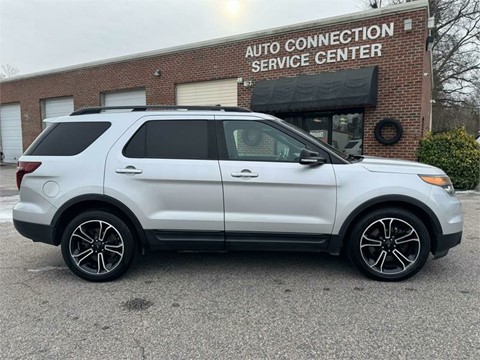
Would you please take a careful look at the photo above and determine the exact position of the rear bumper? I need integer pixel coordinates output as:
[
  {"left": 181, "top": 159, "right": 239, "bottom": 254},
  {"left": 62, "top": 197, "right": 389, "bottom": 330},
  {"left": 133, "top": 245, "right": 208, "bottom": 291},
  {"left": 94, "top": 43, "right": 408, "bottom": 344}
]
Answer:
[
  {"left": 432, "top": 231, "right": 462, "bottom": 259},
  {"left": 13, "top": 219, "right": 55, "bottom": 246}
]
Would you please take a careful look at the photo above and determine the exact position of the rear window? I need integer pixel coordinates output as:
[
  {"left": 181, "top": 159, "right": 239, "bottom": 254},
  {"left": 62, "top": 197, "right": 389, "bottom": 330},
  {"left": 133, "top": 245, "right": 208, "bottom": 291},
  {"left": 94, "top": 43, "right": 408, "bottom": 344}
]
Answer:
[{"left": 25, "top": 122, "right": 111, "bottom": 156}]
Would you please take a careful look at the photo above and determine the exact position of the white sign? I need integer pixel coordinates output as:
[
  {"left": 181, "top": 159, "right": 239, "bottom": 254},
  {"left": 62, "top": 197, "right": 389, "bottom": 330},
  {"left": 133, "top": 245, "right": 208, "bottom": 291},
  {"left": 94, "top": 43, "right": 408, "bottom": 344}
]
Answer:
[{"left": 245, "top": 22, "right": 394, "bottom": 72}]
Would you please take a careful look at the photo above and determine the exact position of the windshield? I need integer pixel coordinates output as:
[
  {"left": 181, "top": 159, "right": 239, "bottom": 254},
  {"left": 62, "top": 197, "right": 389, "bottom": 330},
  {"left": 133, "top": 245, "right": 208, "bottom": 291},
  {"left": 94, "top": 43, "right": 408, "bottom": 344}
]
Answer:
[{"left": 273, "top": 116, "right": 352, "bottom": 161}]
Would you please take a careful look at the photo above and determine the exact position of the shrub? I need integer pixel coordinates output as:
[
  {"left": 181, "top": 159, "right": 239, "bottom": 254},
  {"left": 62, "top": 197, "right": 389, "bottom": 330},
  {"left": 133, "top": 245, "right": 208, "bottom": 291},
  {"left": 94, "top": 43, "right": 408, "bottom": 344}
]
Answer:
[{"left": 417, "top": 127, "right": 480, "bottom": 190}]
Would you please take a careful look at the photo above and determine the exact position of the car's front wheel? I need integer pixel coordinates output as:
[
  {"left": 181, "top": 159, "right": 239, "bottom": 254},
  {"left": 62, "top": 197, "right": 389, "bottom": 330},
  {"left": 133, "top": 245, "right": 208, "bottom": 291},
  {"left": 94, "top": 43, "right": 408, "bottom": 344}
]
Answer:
[
  {"left": 61, "top": 210, "right": 135, "bottom": 282},
  {"left": 347, "top": 208, "right": 430, "bottom": 281}
]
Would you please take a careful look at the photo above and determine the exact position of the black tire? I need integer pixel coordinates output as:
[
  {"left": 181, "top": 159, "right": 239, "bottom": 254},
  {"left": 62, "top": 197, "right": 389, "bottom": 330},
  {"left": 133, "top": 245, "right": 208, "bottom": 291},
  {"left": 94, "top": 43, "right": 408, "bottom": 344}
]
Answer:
[
  {"left": 61, "top": 210, "right": 136, "bottom": 282},
  {"left": 374, "top": 118, "right": 403, "bottom": 145},
  {"left": 347, "top": 208, "right": 430, "bottom": 281}
]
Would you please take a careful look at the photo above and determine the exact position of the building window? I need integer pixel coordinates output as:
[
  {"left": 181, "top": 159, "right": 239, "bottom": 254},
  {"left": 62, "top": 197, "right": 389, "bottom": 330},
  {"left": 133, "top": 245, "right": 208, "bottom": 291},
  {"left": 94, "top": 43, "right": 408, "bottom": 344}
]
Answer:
[{"left": 278, "top": 110, "right": 364, "bottom": 155}]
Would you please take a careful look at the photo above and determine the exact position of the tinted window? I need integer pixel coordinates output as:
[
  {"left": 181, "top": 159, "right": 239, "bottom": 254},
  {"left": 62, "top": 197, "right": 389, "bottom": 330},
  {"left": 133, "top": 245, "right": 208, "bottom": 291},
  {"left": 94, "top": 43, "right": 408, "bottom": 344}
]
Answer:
[
  {"left": 25, "top": 122, "right": 111, "bottom": 156},
  {"left": 124, "top": 120, "right": 208, "bottom": 159}
]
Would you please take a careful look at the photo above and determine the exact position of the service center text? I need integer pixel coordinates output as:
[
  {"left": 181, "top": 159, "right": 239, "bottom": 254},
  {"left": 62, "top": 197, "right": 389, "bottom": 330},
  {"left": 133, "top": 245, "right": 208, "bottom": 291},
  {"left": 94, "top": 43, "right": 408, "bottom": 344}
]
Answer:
[{"left": 245, "top": 23, "right": 394, "bottom": 72}]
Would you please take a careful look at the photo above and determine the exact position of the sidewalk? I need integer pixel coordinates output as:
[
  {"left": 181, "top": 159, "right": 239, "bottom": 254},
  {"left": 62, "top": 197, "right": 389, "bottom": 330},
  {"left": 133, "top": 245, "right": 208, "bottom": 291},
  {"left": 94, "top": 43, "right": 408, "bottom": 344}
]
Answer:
[
  {"left": 0, "top": 163, "right": 18, "bottom": 222},
  {"left": 0, "top": 163, "right": 17, "bottom": 193}
]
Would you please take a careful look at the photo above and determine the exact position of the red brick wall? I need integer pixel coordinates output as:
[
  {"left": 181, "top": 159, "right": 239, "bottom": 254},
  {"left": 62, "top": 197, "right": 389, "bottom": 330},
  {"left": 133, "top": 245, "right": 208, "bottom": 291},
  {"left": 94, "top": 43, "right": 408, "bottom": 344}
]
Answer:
[{"left": 1, "top": 7, "right": 430, "bottom": 160}]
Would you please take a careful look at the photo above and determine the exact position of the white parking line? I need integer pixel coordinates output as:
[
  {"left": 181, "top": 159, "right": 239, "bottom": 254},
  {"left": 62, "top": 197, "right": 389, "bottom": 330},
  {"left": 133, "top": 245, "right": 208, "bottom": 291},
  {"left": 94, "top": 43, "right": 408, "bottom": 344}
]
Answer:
[{"left": 27, "top": 266, "right": 68, "bottom": 273}]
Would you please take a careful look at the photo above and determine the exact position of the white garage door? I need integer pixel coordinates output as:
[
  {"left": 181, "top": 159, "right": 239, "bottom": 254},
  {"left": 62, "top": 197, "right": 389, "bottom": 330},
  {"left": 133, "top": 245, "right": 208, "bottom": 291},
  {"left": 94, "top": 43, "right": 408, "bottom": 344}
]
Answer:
[
  {"left": 43, "top": 97, "right": 74, "bottom": 119},
  {"left": 103, "top": 89, "right": 146, "bottom": 107},
  {"left": 176, "top": 79, "right": 238, "bottom": 106},
  {"left": 0, "top": 103, "right": 23, "bottom": 163}
]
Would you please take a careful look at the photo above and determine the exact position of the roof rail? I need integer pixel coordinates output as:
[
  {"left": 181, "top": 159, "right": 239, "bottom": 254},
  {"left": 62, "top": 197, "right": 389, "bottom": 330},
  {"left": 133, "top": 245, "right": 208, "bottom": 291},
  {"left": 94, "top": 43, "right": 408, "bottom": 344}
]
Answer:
[{"left": 70, "top": 105, "right": 252, "bottom": 116}]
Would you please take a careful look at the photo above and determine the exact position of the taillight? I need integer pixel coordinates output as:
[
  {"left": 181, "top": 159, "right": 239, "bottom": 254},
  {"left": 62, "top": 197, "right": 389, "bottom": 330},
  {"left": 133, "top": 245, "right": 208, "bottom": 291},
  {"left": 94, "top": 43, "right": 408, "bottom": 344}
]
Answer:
[{"left": 16, "top": 161, "right": 42, "bottom": 190}]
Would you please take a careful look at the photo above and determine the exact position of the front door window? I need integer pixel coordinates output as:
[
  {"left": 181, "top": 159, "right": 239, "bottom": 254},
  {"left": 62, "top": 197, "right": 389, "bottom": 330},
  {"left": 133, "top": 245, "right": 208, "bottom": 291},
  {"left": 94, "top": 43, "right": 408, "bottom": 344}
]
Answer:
[{"left": 222, "top": 120, "right": 305, "bottom": 162}]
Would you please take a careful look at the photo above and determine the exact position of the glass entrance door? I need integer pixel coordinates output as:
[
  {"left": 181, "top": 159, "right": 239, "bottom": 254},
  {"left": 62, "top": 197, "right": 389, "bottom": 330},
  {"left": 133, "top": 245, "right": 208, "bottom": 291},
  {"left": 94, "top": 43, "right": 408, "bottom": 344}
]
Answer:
[
  {"left": 304, "top": 115, "right": 331, "bottom": 144},
  {"left": 279, "top": 110, "right": 364, "bottom": 155}
]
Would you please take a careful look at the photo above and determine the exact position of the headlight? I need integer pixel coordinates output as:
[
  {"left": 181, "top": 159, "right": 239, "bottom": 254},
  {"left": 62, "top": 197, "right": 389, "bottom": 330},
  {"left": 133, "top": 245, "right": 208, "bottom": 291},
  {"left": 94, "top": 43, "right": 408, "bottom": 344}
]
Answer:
[{"left": 419, "top": 175, "right": 455, "bottom": 196}]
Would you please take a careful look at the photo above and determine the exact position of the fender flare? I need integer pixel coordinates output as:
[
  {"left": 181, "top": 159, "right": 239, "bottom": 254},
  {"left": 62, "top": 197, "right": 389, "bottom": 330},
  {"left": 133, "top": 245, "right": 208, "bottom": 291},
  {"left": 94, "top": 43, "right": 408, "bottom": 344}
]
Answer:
[
  {"left": 50, "top": 194, "right": 148, "bottom": 247},
  {"left": 328, "top": 194, "right": 442, "bottom": 255}
]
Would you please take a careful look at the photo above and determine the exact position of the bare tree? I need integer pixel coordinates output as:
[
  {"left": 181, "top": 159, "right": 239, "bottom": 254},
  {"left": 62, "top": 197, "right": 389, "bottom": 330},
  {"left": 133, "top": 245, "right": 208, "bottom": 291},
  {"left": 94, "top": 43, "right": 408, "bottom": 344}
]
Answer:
[
  {"left": 0, "top": 64, "right": 19, "bottom": 79},
  {"left": 366, "top": 0, "right": 405, "bottom": 9},
  {"left": 432, "top": 101, "right": 480, "bottom": 133},
  {"left": 365, "top": 0, "right": 480, "bottom": 133},
  {"left": 430, "top": 0, "right": 480, "bottom": 106},
  {"left": 366, "top": 0, "right": 480, "bottom": 107}
]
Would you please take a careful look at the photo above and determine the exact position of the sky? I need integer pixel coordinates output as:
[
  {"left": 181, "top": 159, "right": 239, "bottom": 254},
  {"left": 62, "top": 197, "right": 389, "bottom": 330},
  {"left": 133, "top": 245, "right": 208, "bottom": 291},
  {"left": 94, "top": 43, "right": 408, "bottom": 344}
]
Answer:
[{"left": 0, "top": 0, "right": 367, "bottom": 76}]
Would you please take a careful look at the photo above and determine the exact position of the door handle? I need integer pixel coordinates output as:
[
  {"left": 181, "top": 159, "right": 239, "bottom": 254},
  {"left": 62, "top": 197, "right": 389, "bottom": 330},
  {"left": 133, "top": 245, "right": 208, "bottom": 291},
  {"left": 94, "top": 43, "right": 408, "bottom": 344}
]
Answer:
[
  {"left": 231, "top": 170, "right": 259, "bottom": 178},
  {"left": 115, "top": 166, "right": 143, "bottom": 175}
]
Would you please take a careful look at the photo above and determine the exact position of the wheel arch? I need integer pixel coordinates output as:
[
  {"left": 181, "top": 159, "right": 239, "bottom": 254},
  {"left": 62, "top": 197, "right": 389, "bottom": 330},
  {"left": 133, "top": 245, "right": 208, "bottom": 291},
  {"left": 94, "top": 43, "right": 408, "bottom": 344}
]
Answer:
[
  {"left": 51, "top": 194, "right": 148, "bottom": 248},
  {"left": 330, "top": 195, "right": 442, "bottom": 255}
]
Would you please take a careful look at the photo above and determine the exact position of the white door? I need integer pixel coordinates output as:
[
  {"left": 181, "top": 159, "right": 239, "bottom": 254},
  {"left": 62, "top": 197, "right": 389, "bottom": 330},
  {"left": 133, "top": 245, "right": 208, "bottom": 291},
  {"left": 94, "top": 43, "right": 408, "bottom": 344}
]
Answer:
[
  {"left": 44, "top": 97, "right": 74, "bottom": 119},
  {"left": 103, "top": 89, "right": 146, "bottom": 107},
  {"left": 176, "top": 79, "right": 237, "bottom": 106},
  {"left": 218, "top": 119, "right": 337, "bottom": 250},
  {"left": 0, "top": 103, "right": 23, "bottom": 163}
]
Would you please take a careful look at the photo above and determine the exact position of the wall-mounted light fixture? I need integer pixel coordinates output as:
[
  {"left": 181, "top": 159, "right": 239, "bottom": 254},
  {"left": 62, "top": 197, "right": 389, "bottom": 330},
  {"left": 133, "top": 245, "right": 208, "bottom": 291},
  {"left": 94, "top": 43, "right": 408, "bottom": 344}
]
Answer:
[
  {"left": 236, "top": 77, "right": 243, "bottom": 84},
  {"left": 425, "top": 36, "right": 435, "bottom": 51},
  {"left": 153, "top": 69, "right": 161, "bottom": 77},
  {"left": 243, "top": 80, "right": 254, "bottom": 88}
]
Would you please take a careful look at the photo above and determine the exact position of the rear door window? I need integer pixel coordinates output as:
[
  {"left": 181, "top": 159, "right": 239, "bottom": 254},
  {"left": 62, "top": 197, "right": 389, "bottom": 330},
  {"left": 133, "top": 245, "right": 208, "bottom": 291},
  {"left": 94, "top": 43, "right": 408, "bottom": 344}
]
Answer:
[{"left": 123, "top": 120, "right": 210, "bottom": 159}]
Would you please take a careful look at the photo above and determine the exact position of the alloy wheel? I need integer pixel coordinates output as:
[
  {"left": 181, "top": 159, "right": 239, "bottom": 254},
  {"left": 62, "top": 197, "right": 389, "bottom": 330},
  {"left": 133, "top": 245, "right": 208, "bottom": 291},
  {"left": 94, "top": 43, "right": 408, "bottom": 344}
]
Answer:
[
  {"left": 359, "top": 217, "right": 421, "bottom": 275},
  {"left": 69, "top": 220, "right": 124, "bottom": 275}
]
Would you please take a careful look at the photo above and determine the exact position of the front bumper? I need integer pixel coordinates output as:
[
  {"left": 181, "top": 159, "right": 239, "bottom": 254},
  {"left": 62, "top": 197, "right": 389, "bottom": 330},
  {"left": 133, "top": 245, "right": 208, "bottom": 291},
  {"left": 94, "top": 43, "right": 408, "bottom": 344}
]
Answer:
[
  {"left": 13, "top": 219, "right": 56, "bottom": 246},
  {"left": 432, "top": 231, "right": 462, "bottom": 259}
]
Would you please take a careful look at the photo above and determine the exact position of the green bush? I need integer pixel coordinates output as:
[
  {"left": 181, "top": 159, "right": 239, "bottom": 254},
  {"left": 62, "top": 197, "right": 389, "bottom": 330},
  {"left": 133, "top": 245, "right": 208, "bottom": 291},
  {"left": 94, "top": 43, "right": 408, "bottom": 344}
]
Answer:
[{"left": 417, "top": 127, "right": 480, "bottom": 190}]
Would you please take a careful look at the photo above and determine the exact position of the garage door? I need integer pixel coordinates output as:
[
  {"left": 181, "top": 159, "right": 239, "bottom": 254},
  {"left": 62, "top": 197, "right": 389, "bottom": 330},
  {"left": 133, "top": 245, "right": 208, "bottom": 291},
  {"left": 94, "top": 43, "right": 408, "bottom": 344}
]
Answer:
[
  {"left": 43, "top": 97, "right": 74, "bottom": 119},
  {"left": 103, "top": 89, "right": 146, "bottom": 107},
  {"left": 176, "top": 79, "right": 238, "bottom": 106},
  {"left": 0, "top": 103, "right": 23, "bottom": 163}
]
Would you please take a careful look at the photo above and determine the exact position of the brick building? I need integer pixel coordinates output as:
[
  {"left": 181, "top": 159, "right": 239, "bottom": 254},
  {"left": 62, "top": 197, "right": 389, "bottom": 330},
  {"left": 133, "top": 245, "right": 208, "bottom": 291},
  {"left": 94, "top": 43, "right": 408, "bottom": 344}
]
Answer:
[{"left": 0, "top": 0, "right": 433, "bottom": 163}]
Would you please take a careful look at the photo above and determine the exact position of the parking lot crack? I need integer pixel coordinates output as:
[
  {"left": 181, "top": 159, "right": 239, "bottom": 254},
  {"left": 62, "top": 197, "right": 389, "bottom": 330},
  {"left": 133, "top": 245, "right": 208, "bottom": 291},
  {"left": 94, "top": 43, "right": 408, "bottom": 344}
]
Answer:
[
  {"left": 134, "top": 338, "right": 146, "bottom": 360},
  {"left": 130, "top": 313, "right": 147, "bottom": 360}
]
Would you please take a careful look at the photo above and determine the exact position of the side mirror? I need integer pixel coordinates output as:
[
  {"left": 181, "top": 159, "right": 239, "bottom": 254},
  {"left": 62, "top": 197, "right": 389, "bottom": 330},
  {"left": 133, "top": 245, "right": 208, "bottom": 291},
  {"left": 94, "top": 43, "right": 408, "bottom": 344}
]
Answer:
[{"left": 299, "top": 149, "right": 327, "bottom": 165}]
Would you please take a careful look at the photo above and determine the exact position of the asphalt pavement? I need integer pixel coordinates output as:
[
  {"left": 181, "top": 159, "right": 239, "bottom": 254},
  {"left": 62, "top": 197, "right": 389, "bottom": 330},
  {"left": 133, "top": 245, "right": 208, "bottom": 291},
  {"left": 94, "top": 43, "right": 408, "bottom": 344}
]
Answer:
[{"left": 0, "top": 163, "right": 479, "bottom": 359}]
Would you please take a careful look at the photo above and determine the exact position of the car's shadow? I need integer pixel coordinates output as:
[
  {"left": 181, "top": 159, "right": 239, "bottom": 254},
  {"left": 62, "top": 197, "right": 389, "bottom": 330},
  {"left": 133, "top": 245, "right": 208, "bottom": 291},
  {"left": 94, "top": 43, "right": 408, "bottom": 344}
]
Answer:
[
  {"left": 25, "top": 243, "right": 447, "bottom": 284},
  {"left": 125, "top": 250, "right": 360, "bottom": 281}
]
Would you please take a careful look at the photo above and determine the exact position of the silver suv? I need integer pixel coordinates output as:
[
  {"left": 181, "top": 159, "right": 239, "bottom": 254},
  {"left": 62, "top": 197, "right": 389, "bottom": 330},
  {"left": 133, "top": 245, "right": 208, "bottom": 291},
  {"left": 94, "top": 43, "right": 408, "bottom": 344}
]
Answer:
[{"left": 13, "top": 106, "right": 463, "bottom": 282}]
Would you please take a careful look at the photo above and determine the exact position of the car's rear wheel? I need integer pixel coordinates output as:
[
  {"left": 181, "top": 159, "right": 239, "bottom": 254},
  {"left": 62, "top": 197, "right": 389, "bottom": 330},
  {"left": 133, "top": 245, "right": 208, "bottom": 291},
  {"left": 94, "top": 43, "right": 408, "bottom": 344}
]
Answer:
[
  {"left": 61, "top": 210, "right": 135, "bottom": 282},
  {"left": 347, "top": 208, "right": 430, "bottom": 281}
]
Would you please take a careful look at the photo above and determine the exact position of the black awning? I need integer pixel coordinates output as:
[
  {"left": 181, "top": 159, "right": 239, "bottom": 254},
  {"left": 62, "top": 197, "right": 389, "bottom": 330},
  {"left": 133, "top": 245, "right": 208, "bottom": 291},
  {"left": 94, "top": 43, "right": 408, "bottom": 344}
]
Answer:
[{"left": 250, "top": 66, "right": 378, "bottom": 112}]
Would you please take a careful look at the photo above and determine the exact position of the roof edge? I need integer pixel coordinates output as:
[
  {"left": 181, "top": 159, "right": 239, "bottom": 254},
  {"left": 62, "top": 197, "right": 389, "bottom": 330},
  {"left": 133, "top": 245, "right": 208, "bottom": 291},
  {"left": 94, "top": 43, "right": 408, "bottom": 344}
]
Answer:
[{"left": 1, "top": 0, "right": 428, "bottom": 83}]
